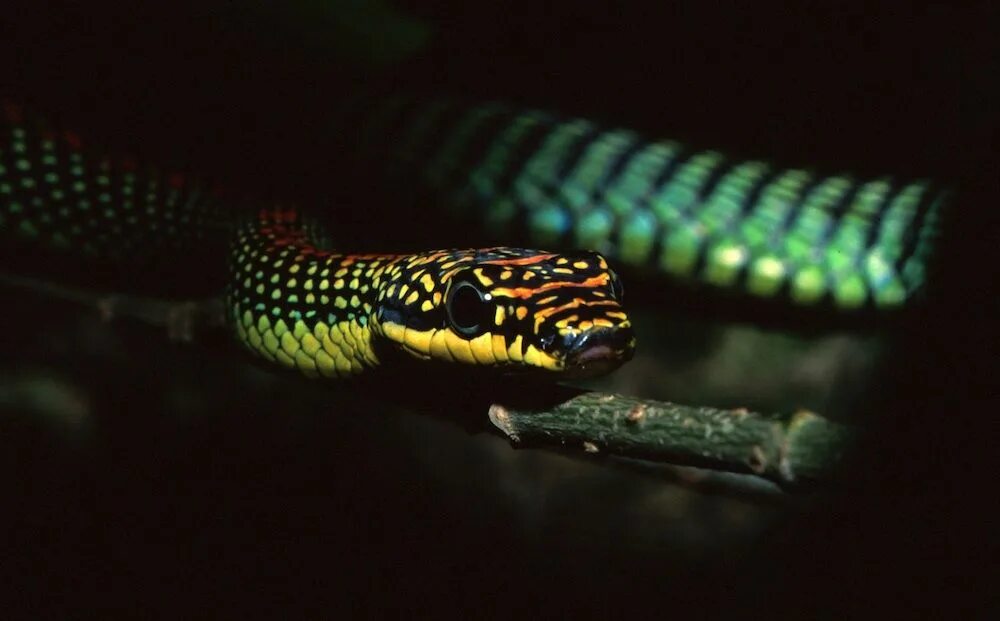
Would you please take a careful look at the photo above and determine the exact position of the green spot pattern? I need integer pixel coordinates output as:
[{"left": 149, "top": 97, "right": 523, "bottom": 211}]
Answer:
[{"left": 0, "top": 109, "right": 230, "bottom": 271}]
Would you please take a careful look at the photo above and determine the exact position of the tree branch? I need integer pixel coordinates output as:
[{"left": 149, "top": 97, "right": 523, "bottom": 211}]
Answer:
[{"left": 488, "top": 392, "right": 854, "bottom": 488}]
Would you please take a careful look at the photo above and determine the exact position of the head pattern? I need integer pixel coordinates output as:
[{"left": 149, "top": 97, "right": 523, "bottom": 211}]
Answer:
[{"left": 371, "top": 247, "right": 635, "bottom": 378}]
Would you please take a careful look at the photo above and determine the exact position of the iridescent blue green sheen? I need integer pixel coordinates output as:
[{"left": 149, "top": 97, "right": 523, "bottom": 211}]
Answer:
[
  {"left": 342, "top": 96, "right": 945, "bottom": 309},
  {"left": 2, "top": 93, "right": 947, "bottom": 316}
]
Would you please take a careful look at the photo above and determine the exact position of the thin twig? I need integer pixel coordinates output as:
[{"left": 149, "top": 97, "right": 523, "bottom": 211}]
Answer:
[{"left": 488, "top": 393, "right": 854, "bottom": 487}]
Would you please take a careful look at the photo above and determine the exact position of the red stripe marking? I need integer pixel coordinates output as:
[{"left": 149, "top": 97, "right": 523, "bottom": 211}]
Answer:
[
  {"left": 492, "top": 274, "right": 611, "bottom": 299},
  {"left": 64, "top": 131, "right": 82, "bottom": 150},
  {"left": 479, "top": 253, "right": 557, "bottom": 267}
]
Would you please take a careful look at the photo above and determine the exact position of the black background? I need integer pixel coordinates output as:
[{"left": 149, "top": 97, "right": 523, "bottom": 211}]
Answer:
[{"left": 1, "top": 1, "right": 997, "bottom": 616}]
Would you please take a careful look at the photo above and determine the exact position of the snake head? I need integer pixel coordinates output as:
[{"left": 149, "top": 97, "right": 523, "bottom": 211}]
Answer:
[{"left": 372, "top": 247, "right": 635, "bottom": 379}]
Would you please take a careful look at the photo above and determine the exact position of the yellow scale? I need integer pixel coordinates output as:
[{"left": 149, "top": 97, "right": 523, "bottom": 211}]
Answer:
[{"left": 236, "top": 309, "right": 377, "bottom": 379}]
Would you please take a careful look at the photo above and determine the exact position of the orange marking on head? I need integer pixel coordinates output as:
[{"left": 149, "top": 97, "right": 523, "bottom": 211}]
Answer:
[
  {"left": 479, "top": 253, "right": 558, "bottom": 267},
  {"left": 531, "top": 298, "right": 621, "bottom": 333},
  {"left": 492, "top": 274, "right": 610, "bottom": 299},
  {"left": 534, "top": 298, "right": 586, "bottom": 321}
]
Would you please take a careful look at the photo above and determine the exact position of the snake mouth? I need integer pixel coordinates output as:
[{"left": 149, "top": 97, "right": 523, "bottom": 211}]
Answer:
[{"left": 560, "top": 326, "right": 636, "bottom": 379}]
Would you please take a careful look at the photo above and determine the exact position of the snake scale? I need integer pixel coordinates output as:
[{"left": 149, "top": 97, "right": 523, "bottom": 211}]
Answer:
[{"left": 0, "top": 94, "right": 945, "bottom": 381}]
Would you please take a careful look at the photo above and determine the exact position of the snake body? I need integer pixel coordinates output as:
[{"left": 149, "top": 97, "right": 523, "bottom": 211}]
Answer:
[
  {"left": 0, "top": 101, "right": 635, "bottom": 380},
  {"left": 340, "top": 95, "right": 945, "bottom": 309},
  {"left": 0, "top": 95, "right": 946, "bottom": 380}
]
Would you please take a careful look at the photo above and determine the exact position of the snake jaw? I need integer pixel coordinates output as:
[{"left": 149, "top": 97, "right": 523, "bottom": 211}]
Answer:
[{"left": 559, "top": 325, "right": 637, "bottom": 379}]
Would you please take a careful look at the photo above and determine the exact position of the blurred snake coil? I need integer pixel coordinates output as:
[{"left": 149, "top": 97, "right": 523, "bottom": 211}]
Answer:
[{"left": 0, "top": 96, "right": 945, "bottom": 381}]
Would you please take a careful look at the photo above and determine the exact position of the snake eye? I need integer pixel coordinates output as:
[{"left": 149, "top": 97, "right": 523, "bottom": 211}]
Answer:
[
  {"left": 609, "top": 270, "right": 624, "bottom": 301},
  {"left": 446, "top": 280, "right": 491, "bottom": 336}
]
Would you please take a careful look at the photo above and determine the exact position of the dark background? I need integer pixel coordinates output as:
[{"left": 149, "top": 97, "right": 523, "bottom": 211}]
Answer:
[{"left": 1, "top": 1, "right": 997, "bottom": 616}]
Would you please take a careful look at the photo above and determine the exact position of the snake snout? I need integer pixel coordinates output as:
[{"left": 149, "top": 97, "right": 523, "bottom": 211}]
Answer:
[{"left": 562, "top": 325, "right": 636, "bottom": 378}]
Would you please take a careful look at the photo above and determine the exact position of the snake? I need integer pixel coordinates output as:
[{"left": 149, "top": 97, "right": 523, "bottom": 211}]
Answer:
[
  {"left": 0, "top": 95, "right": 945, "bottom": 382},
  {"left": 334, "top": 94, "right": 945, "bottom": 310}
]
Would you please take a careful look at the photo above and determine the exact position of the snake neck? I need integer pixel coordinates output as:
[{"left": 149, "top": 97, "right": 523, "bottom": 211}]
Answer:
[{"left": 226, "top": 207, "right": 405, "bottom": 378}]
